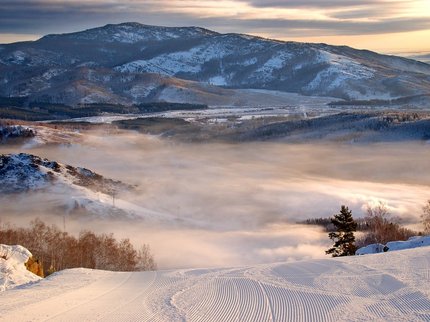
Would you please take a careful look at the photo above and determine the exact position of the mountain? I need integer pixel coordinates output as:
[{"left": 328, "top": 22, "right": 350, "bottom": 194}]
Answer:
[
  {"left": 0, "top": 22, "right": 430, "bottom": 106},
  {"left": 0, "top": 153, "right": 136, "bottom": 219},
  {"left": 0, "top": 153, "right": 131, "bottom": 194},
  {"left": 0, "top": 153, "right": 190, "bottom": 222}
]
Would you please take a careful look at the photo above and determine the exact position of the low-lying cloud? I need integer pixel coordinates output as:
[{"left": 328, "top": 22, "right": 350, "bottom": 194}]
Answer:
[{"left": 1, "top": 130, "right": 429, "bottom": 268}]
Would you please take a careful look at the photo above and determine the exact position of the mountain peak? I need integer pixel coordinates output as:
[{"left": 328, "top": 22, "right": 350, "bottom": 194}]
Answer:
[{"left": 41, "top": 22, "right": 218, "bottom": 44}]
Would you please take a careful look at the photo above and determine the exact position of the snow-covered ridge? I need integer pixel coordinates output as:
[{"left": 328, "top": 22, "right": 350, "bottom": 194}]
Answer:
[
  {"left": 41, "top": 22, "right": 218, "bottom": 44},
  {"left": 0, "top": 153, "right": 132, "bottom": 194}
]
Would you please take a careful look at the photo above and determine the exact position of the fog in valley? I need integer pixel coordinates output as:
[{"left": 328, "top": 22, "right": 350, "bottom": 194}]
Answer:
[{"left": 1, "top": 130, "right": 429, "bottom": 269}]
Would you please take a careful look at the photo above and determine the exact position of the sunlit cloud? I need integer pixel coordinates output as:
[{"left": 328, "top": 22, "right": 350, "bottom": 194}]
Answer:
[
  {"left": 1, "top": 130, "right": 429, "bottom": 268},
  {"left": 0, "top": 0, "right": 430, "bottom": 54}
]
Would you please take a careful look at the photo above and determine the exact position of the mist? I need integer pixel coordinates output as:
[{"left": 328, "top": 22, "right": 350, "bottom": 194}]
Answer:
[{"left": 1, "top": 130, "right": 429, "bottom": 268}]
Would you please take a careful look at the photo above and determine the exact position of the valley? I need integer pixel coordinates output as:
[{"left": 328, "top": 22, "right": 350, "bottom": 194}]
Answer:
[{"left": 1, "top": 114, "right": 430, "bottom": 268}]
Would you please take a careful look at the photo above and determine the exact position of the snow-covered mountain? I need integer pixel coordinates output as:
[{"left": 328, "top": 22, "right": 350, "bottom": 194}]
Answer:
[
  {"left": 0, "top": 153, "right": 137, "bottom": 219},
  {"left": 1, "top": 22, "right": 430, "bottom": 106},
  {"left": 0, "top": 153, "right": 131, "bottom": 194},
  {"left": 0, "top": 153, "right": 192, "bottom": 222}
]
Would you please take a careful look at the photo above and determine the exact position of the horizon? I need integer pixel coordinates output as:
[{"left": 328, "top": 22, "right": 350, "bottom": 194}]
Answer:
[{"left": 1, "top": 0, "right": 430, "bottom": 54}]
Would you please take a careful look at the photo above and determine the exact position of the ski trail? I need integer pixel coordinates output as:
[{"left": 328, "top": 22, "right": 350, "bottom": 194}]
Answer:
[
  {"left": 0, "top": 270, "right": 132, "bottom": 321},
  {"left": 1, "top": 247, "right": 430, "bottom": 321}
]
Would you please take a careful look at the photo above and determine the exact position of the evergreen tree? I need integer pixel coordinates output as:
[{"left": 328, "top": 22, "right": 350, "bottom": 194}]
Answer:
[{"left": 326, "top": 205, "right": 357, "bottom": 257}]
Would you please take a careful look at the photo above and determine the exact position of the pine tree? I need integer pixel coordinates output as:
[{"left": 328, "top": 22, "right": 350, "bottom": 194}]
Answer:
[{"left": 326, "top": 205, "right": 357, "bottom": 257}]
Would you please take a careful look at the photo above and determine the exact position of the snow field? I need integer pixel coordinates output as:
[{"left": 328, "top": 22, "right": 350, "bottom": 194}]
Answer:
[{"left": 1, "top": 247, "right": 430, "bottom": 321}]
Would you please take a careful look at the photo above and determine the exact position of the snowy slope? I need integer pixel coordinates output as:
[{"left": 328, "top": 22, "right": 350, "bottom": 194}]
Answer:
[
  {"left": 0, "top": 153, "right": 131, "bottom": 194},
  {"left": 0, "top": 153, "right": 145, "bottom": 220},
  {"left": 0, "top": 246, "right": 429, "bottom": 321}
]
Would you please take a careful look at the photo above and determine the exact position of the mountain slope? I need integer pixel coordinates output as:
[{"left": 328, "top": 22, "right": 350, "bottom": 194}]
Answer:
[
  {"left": 1, "top": 23, "right": 429, "bottom": 106},
  {"left": 0, "top": 153, "right": 131, "bottom": 194},
  {"left": 0, "top": 153, "right": 137, "bottom": 219},
  {"left": 0, "top": 246, "right": 429, "bottom": 321}
]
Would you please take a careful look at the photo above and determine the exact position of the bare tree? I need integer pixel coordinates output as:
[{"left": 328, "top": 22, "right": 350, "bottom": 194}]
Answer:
[
  {"left": 422, "top": 200, "right": 430, "bottom": 234},
  {"left": 136, "top": 244, "right": 157, "bottom": 271},
  {"left": 0, "top": 219, "right": 157, "bottom": 274},
  {"left": 357, "top": 202, "right": 416, "bottom": 247}
]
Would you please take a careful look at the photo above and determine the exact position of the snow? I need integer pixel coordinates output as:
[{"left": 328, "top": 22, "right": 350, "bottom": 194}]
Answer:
[
  {"left": 126, "top": 83, "right": 156, "bottom": 99},
  {"left": 0, "top": 154, "right": 50, "bottom": 192},
  {"left": 0, "top": 244, "right": 41, "bottom": 291},
  {"left": 116, "top": 43, "right": 228, "bottom": 76},
  {"left": 386, "top": 235, "right": 430, "bottom": 251},
  {"left": 207, "top": 75, "right": 227, "bottom": 86},
  {"left": 356, "top": 235, "right": 430, "bottom": 255},
  {"left": 41, "top": 68, "right": 65, "bottom": 80},
  {"left": 0, "top": 246, "right": 429, "bottom": 320},
  {"left": 355, "top": 243, "right": 387, "bottom": 255},
  {"left": 252, "top": 52, "right": 292, "bottom": 80},
  {"left": 305, "top": 50, "right": 375, "bottom": 97},
  {"left": 9, "top": 51, "right": 26, "bottom": 64},
  {"left": 240, "top": 57, "right": 258, "bottom": 66}
]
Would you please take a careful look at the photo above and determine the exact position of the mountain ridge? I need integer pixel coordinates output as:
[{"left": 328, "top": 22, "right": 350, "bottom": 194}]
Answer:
[{"left": 1, "top": 22, "right": 429, "bottom": 106}]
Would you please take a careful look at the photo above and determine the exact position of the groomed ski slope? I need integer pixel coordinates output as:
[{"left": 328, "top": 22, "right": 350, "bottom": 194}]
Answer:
[{"left": 1, "top": 247, "right": 430, "bottom": 321}]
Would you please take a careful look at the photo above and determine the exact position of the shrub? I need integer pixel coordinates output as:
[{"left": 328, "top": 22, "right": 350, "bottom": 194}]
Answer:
[{"left": 356, "top": 203, "right": 417, "bottom": 248}]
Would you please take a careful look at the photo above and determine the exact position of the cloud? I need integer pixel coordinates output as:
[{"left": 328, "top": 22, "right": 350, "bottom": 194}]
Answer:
[
  {"left": 1, "top": 129, "right": 429, "bottom": 268},
  {"left": 246, "top": 0, "right": 416, "bottom": 9},
  {"left": 0, "top": 0, "right": 429, "bottom": 37},
  {"left": 215, "top": 17, "right": 430, "bottom": 36},
  {"left": 245, "top": 0, "right": 380, "bottom": 9}
]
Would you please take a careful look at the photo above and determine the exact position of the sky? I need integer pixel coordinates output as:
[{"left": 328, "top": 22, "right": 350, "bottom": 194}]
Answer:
[{"left": 1, "top": 0, "right": 430, "bottom": 54}]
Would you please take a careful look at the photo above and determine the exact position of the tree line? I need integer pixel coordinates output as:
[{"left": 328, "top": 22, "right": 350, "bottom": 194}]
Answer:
[
  {"left": 326, "top": 200, "right": 430, "bottom": 257},
  {"left": 0, "top": 218, "right": 156, "bottom": 275}
]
